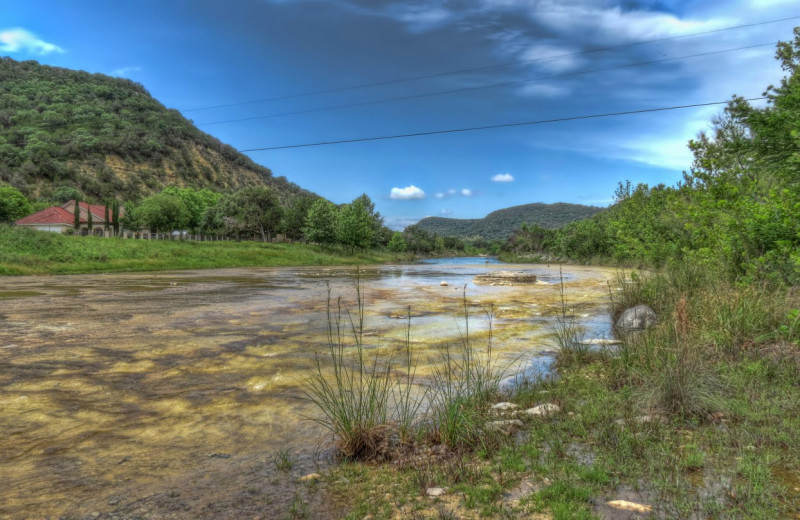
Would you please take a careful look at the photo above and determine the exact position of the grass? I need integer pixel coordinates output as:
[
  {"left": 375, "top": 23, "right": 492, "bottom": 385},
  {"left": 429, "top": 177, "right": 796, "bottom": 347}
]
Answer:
[
  {"left": 305, "top": 262, "right": 800, "bottom": 519},
  {"left": 0, "top": 224, "right": 392, "bottom": 275}
]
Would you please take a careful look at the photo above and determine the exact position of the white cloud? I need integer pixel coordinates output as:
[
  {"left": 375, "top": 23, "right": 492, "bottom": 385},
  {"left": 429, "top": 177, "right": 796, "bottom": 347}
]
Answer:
[
  {"left": 0, "top": 27, "right": 64, "bottom": 55},
  {"left": 112, "top": 66, "right": 143, "bottom": 77},
  {"left": 447, "top": 188, "right": 456, "bottom": 195},
  {"left": 520, "top": 42, "right": 583, "bottom": 73},
  {"left": 440, "top": 209, "right": 453, "bottom": 216},
  {"left": 390, "top": 185, "right": 425, "bottom": 200},
  {"left": 491, "top": 173, "right": 514, "bottom": 182},
  {"left": 434, "top": 192, "right": 446, "bottom": 199},
  {"left": 461, "top": 188, "right": 473, "bottom": 197}
]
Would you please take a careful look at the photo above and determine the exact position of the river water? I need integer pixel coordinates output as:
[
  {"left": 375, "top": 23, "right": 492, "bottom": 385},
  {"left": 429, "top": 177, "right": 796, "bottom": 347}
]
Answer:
[{"left": 0, "top": 259, "right": 618, "bottom": 519}]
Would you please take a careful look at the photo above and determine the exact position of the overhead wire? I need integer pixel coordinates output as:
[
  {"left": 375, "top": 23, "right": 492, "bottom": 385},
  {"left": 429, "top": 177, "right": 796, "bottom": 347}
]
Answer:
[
  {"left": 238, "top": 97, "right": 766, "bottom": 152},
  {"left": 179, "top": 14, "right": 800, "bottom": 113},
  {"left": 197, "top": 42, "right": 775, "bottom": 126}
]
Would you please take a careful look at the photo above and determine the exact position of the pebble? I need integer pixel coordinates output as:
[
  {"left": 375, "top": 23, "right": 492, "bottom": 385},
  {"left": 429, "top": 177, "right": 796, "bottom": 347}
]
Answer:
[
  {"left": 440, "top": 281, "right": 448, "bottom": 286},
  {"left": 426, "top": 487, "right": 446, "bottom": 497}
]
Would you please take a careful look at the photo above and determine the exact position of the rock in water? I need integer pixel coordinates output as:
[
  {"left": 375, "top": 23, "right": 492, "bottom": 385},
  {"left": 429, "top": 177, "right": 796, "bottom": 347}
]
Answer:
[
  {"left": 440, "top": 281, "right": 449, "bottom": 286},
  {"left": 615, "top": 305, "right": 657, "bottom": 331}
]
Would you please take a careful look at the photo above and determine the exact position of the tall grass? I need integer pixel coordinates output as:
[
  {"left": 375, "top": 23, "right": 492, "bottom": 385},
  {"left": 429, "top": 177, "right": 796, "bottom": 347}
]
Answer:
[
  {"left": 549, "top": 266, "right": 588, "bottom": 367},
  {"left": 608, "top": 262, "right": 799, "bottom": 419},
  {"left": 303, "top": 281, "right": 504, "bottom": 459}
]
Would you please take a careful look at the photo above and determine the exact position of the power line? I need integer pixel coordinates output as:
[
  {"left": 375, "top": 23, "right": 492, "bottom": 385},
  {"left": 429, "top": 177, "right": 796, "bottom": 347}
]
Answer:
[
  {"left": 239, "top": 97, "right": 766, "bottom": 152},
  {"left": 180, "top": 14, "right": 799, "bottom": 113},
  {"left": 197, "top": 42, "right": 774, "bottom": 126}
]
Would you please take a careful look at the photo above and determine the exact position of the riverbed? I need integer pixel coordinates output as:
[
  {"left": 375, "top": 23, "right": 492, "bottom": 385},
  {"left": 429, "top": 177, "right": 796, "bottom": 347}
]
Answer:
[{"left": 0, "top": 260, "right": 618, "bottom": 519}]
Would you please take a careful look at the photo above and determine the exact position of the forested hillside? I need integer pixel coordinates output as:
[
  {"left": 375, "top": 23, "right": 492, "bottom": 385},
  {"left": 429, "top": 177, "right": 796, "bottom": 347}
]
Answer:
[
  {"left": 415, "top": 202, "right": 603, "bottom": 240},
  {"left": 0, "top": 57, "right": 311, "bottom": 202}
]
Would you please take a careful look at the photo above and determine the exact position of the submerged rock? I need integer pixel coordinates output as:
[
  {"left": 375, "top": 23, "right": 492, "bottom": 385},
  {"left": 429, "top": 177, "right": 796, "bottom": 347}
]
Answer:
[
  {"left": 473, "top": 271, "right": 537, "bottom": 286},
  {"left": 616, "top": 305, "right": 657, "bottom": 331}
]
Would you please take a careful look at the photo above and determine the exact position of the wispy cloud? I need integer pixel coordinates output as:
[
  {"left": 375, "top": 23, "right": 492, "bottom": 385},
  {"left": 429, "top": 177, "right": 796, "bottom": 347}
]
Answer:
[
  {"left": 461, "top": 188, "right": 473, "bottom": 197},
  {"left": 491, "top": 173, "right": 514, "bottom": 182},
  {"left": 0, "top": 27, "right": 64, "bottom": 55},
  {"left": 111, "top": 66, "right": 143, "bottom": 77},
  {"left": 390, "top": 185, "right": 425, "bottom": 200},
  {"left": 440, "top": 208, "right": 453, "bottom": 215}
]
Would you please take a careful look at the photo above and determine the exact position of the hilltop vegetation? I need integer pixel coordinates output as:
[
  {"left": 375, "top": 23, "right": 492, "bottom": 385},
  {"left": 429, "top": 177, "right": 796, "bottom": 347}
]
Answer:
[
  {"left": 0, "top": 57, "right": 310, "bottom": 202},
  {"left": 415, "top": 202, "right": 603, "bottom": 241}
]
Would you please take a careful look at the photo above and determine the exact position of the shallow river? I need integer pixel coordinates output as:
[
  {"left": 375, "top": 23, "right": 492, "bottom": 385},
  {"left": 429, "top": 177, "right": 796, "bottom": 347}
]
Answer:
[{"left": 0, "top": 259, "right": 618, "bottom": 519}]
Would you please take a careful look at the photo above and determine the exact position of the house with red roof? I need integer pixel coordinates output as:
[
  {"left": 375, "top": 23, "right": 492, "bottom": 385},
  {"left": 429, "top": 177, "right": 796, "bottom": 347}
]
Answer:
[{"left": 15, "top": 200, "right": 124, "bottom": 236}]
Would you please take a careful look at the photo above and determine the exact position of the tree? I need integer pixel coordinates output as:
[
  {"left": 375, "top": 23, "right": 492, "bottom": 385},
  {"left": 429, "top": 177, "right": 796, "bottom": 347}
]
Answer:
[
  {"left": 303, "top": 199, "right": 338, "bottom": 246},
  {"left": 283, "top": 195, "right": 316, "bottom": 241},
  {"left": 73, "top": 200, "right": 80, "bottom": 231},
  {"left": 112, "top": 200, "right": 120, "bottom": 235},
  {"left": 162, "top": 187, "right": 222, "bottom": 235},
  {"left": 387, "top": 232, "right": 407, "bottom": 258},
  {"left": 337, "top": 197, "right": 375, "bottom": 252},
  {"left": 87, "top": 205, "right": 93, "bottom": 233},
  {"left": 0, "top": 185, "right": 31, "bottom": 224},
  {"left": 104, "top": 203, "right": 110, "bottom": 233},
  {"left": 135, "top": 192, "right": 190, "bottom": 236},
  {"left": 220, "top": 187, "right": 283, "bottom": 242}
]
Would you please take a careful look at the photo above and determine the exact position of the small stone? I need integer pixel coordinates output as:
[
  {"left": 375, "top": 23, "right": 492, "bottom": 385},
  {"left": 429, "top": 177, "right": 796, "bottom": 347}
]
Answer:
[
  {"left": 524, "top": 403, "right": 560, "bottom": 416},
  {"left": 440, "top": 281, "right": 448, "bottom": 286},
  {"left": 90, "top": 513, "right": 100, "bottom": 519},
  {"left": 299, "top": 473, "right": 322, "bottom": 483},
  {"left": 108, "top": 497, "right": 119, "bottom": 505},
  {"left": 542, "top": 478, "right": 552, "bottom": 486},
  {"left": 607, "top": 500, "right": 653, "bottom": 513},
  {"left": 567, "top": 412, "right": 575, "bottom": 417},
  {"left": 426, "top": 487, "right": 446, "bottom": 497}
]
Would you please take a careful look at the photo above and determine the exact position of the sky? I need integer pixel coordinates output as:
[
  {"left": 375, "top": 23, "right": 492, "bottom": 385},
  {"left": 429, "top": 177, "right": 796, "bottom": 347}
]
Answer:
[{"left": 2, "top": 0, "right": 798, "bottom": 229}]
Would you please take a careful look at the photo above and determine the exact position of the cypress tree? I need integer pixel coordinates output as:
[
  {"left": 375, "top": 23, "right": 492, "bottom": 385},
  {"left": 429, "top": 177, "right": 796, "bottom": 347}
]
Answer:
[
  {"left": 87, "top": 206, "right": 93, "bottom": 234},
  {"left": 104, "top": 203, "right": 110, "bottom": 233},
  {"left": 112, "top": 200, "right": 120, "bottom": 235},
  {"left": 73, "top": 201, "right": 80, "bottom": 233}
]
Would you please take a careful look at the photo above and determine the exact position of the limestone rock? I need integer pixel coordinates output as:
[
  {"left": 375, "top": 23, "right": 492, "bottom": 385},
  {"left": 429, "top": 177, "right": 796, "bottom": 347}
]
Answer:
[
  {"left": 616, "top": 305, "right": 657, "bottom": 331},
  {"left": 524, "top": 403, "right": 560, "bottom": 416},
  {"left": 606, "top": 500, "right": 652, "bottom": 513},
  {"left": 426, "top": 487, "right": 446, "bottom": 497},
  {"left": 299, "top": 473, "right": 321, "bottom": 483},
  {"left": 491, "top": 402, "right": 520, "bottom": 413}
]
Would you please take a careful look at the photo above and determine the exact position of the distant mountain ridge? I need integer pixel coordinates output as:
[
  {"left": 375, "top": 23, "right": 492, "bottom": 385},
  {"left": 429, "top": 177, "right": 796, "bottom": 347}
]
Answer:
[
  {"left": 0, "top": 57, "right": 314, "bottom": 202},
  {"left": 414, "top": 202, "right": 604, "bottom": 240}
]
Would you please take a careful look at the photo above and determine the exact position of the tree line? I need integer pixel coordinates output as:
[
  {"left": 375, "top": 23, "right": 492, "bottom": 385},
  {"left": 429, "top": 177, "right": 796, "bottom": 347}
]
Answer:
[{"left": 502, "top": 28, "right": 800, "bottom": 286}]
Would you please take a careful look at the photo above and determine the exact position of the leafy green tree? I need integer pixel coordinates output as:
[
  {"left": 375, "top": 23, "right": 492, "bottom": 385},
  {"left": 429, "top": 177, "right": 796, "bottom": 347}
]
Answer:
[
  {"left": 135, "top": 192, "right": 190, "bottom": 235},
  {"left": 337, "top": 197, "right": 376, "bottom": 252},
  {"left": 51, "top": 186, "right": 84, "bottom": 204},
  {"left": 283, "top": 195, "right": 317, "bottom": 241},
  {"left": 0, "top": 185, "right": 31, "bottom": 223},
  {"left": 303, "top": 199, "right": 338, "bottom": 246},
  {"left": 387, "top": 232, "right": 407, "bottom": 257},
  {"left": 162, "top": 187, "right": 222, "bottom": 235},
  {"left": 220, "top": 186, "right": 283, "bottom": 242}
]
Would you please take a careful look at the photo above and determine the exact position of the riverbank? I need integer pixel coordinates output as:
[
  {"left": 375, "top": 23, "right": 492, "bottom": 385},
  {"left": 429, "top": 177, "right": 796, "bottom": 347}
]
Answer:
[
  {"left": 0, "top": 225, "right": 393, "bottom": 275},
  {"left": 295, "top": 265, "right": 800, "bottom": 519}
]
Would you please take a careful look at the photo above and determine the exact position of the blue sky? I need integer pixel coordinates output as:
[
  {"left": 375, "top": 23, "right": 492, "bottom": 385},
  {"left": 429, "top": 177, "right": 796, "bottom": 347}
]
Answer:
[{"left": 2, "top": 0, "right": 798, "bottom": 229}]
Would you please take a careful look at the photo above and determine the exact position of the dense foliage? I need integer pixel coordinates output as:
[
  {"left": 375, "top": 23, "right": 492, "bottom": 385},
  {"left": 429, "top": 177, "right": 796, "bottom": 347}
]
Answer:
[
  {"left": 506, "top": 30, "right": 800, "bottom": 285},
  {"left": 415, "top": 202, "right": 603, "bottom": 241},
  {"left": 0, "top": 57, "right": 312, "bottom": 202}
]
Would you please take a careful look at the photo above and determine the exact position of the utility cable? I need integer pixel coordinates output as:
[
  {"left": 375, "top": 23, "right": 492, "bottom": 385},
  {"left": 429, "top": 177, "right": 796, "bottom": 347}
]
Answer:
[
  {"left": 180, "top": 14, "right": 799, "bottom": 112},
  {"left": 239, "top": 97, "right": 766, "bottom": 152},
  {"left": 198, "top": 42, "right": 774, "bottom": 126}
]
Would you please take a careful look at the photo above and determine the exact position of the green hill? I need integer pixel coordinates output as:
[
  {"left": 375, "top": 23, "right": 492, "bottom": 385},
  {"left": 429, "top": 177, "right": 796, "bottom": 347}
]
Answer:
[
  {"left": 0, "top": 57, "right": 312, "bottom": 202},
  {"left": 414, "top": 202, "right": 604, "bottom": 241}
]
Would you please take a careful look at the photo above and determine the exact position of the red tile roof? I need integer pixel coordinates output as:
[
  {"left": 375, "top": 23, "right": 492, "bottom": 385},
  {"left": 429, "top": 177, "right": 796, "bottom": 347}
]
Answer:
[
  {"left": 15, "top": 200, "right": 124, "bottom": 227},
  {"left": 15, "top": 206, "right": 75, "bottom": 226}
]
